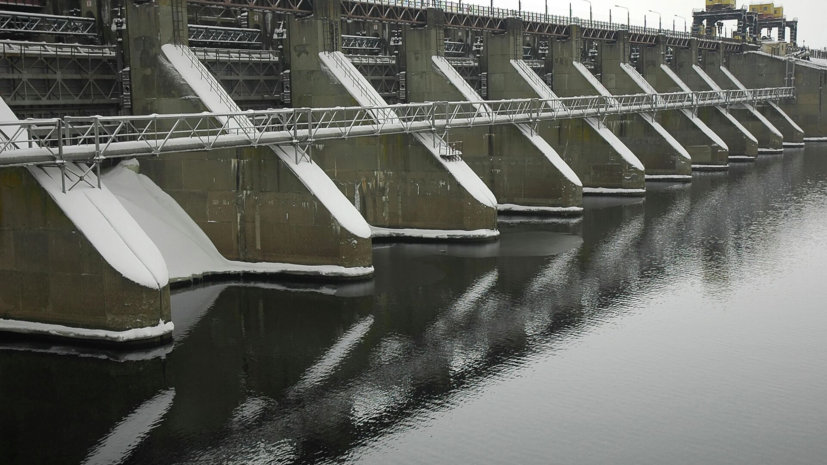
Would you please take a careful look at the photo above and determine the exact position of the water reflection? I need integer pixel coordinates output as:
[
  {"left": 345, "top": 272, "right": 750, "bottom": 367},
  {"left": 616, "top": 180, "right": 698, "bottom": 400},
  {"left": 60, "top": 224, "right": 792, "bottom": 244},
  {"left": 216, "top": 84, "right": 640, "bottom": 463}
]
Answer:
[{"left": 2, "top": 147, "right": 826, "bottom": 464}]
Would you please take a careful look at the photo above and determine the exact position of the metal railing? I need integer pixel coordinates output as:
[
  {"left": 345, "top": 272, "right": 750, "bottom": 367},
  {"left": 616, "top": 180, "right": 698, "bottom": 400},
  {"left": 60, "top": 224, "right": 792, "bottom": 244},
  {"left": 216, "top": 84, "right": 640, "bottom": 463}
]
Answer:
[{"left": 0, "top": 87, "right": 794, "bottom": 168}]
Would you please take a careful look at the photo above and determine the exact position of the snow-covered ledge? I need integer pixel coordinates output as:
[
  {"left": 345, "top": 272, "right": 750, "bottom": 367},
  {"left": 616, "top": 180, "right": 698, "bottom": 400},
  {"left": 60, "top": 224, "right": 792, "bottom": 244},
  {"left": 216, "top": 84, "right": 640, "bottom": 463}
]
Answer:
[{"left": 0, "top": 319, "right": 174, "bottom": 344}]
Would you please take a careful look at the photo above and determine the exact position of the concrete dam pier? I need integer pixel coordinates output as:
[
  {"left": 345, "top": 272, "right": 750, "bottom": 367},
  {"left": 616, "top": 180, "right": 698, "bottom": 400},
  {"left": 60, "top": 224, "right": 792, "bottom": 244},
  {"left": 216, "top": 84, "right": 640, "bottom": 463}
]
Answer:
[{"left": 0, "top": 0, "right": 822, "bottom": 344}]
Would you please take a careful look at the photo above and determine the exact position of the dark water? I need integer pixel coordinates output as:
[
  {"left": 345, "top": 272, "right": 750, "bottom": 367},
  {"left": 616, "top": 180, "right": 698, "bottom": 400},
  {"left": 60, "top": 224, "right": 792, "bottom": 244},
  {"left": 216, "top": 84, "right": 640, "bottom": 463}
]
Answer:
[{"left": 3, "top": 146, "right": 827, "bottom": 465}]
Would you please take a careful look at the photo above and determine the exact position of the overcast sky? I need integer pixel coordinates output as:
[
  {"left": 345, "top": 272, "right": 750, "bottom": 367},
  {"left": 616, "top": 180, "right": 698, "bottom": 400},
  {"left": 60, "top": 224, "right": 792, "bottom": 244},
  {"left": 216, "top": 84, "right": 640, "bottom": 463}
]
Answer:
[{"left": 459, "top": 0, "right": 826, "bottom": 49}]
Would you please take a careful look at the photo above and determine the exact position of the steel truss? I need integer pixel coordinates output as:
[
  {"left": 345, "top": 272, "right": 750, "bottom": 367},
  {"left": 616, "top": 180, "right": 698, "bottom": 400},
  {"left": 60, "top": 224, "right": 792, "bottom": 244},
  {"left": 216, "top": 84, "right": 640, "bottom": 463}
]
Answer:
[
  {"left": 0, "top": 87, "right": 795, "bottom": 170},
  {"left": 188, "top": 25, "right": 262, "bottom": 48},
  {"left": 341, "top": 34, "right": 381, "bottom": 53},
  {"left": 0, "top": 40, "right": 119, "bottom": 118},
  {"left": 193, "top": 47, "right": 284, "bottom": 109},
  {"left": 187, "top": 0, "right": 311, "bottom": 14},
  {"left": 0, "top": 10, "right": 96, "bottom": 40}
]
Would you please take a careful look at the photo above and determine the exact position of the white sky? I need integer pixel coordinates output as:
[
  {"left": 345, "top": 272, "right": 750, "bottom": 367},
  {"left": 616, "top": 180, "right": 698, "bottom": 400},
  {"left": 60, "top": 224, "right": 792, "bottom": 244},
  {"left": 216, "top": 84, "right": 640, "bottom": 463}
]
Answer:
[{"left": 458, "top": 0, "right": 826, "bottom": 49}]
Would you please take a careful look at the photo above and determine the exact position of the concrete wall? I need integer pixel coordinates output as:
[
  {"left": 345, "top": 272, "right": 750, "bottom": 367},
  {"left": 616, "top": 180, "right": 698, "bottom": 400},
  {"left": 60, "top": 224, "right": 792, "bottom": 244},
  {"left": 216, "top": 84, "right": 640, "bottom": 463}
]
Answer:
[
  {"left": 544, "top": 29, "right": 645, "bottom": 191},
  {"left": 639, "top": 38, "right": 729, "bottom": 167},
  {"left": 700, "top": 50, "right": 784, "bottom": 151},
  {"left": 0, "top": 168, "right": 170, "bottom": 336},
  {"left": 596, "top": 35, "right": 691, "bottom": 177},
  {"left": 400, "top": 15, "right": 581, "bottom": 211},
  {"left": 125, "top": 0, "right": 371, "bottom": 269},
  {"left": 288, "top": 6, "right": 497, "bottom": 233},
  {"left": 726, "top": 52, "right": 827, "bottom": 139},
  {"left": 673, "top": 42, "right": 759, "bottom": 158}
]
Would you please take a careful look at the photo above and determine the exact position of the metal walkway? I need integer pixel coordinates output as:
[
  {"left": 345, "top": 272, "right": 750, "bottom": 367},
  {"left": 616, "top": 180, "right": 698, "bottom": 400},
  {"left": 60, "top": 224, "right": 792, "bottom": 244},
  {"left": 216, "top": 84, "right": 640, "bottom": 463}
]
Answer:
[{"left": 0, "top": 87, "right": 794, "bottom": 168}]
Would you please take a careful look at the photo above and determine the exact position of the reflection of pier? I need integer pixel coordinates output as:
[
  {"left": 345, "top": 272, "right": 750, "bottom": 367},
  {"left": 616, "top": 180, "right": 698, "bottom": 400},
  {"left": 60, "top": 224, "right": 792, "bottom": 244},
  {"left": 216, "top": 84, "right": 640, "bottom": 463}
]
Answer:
[{"left": 0, "top": 149, "right": 816, "bottom": 464}]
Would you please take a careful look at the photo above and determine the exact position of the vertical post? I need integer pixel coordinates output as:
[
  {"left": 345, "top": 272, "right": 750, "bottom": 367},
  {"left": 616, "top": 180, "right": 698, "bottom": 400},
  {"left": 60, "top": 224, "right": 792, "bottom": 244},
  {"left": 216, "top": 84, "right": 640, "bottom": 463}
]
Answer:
[
  {"left": 94, "top": 116, "right": 101, "bottom": 188},
  {"left": 57, "top": 119, "right": 65, "bottom": 193}
]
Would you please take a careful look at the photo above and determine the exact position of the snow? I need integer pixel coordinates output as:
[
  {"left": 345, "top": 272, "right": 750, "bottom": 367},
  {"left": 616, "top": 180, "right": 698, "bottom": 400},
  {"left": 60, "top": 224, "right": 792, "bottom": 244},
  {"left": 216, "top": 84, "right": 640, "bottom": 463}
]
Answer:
[
  {"left": 102, "top": 161, "right": 374, "bottom": 281},
  {"left": 660, "top": 64, "right": 693, "bottom": 93},
  {"left": 511, "top": 60, "right": 563, "bottom": 108},
  {"left": 746, "top": 51, "right": 827, "bottom": 71},
  {"left": 370, "top": 226, "right": 500, "bottom": 240},
  {"left": 434, "top": 56, "right": 581, "bottom": 187},
  {"left": 620, "top": 62, "right": 659, "bottom": 95},
  {"left": 582, "top": 187, "right": 646, "bottom": 195},
  {"left": 758, "top": 147, "right": 784, "bottom": 153},
  {"left": 163, "top": 44, "right": 371, "bottom": 240},
  {"left": 718, "top": 65, "right": 748, "bottom": 91},
  {"left": 319, "top": 50, "right": 498, "bottom": 211},
  {"left": 681, "top": 108, "right": 730, "bottom": 150},
  {"left": 584, "top": 118, "right": 646, "bottom": 171},
  {"left": 645, "top": 175, "right": 693, "bottom": 181},
  {"left": 692, "top": 64, "right": 725, "bottom": 92},
  {"left": 809, "top": 56, "right": 827, "bottom": 68},
  {"left": 1, "top": 96, "right": 170, "bottom": 290},
  {"left": 573, "top": 61, "right": 615, "bottom": 99},
  {"left": 658, "top": 65, "right": 730, "bottom": 150},
  {"left": 271, "top": 146, "right": 371, "bottom": 238},
  {"left": 716, "top": 106, "right": 760, "bottom": 144},
  {"left": 784, "top": 142, "right": 806, "bottom": 147},
  {"left": 804, "top": 137, "right": 827, "bottom": 141},
  {"left": 82, "top": 389, "right": 175, "bottom": 465},
  {"left": 498, "top": 204, "right": 583, "bottom": 214},
  {"left": 768, "top": 101, "right": 804, "bottom": 134},
  {"left": 718, "top": 66, "right": 784, "bottom": 140},
  {"left": 639, "top": 112, "right": 692, "bottom": 161},
  {"left": 729, "top": 155, "right": 757, "bottom": 160},
  {"left": 514, "top": 124, "right": 582, "bottom": 186},
  {"left": 510, "top": 60, "right": 643, "bottom": 174},
  {"left": 412, "top": 132, "right": 498, "bottom": 209},
  {"left": 692, "top": 163, "right": 730, "bottom": 170},
  {"left": 0, "top": 318, "right": 174, "bottom": 343}
]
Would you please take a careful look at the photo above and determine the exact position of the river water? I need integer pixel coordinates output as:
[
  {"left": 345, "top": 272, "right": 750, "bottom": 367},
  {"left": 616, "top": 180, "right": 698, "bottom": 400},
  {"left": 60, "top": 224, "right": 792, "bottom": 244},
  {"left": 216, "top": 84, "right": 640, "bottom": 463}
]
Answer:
[{"left": 2, "top": 146, "right": 827, "bottom": 464}]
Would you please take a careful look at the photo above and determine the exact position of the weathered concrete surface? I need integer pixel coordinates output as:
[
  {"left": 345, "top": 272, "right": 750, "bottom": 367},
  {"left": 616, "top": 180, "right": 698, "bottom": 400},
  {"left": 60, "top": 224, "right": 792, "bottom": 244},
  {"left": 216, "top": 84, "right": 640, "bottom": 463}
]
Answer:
[
  {"left": 0, "top": 168, "right": 171, "bottom": 338},
  {"left": 698, "top": 51, "right": 784, "bottom": 152},
  {"left": 637, "top": 36, "right": 730, "bottom": 169},
  {"left": 544, "top": 28, "right": 645, "bottom": 192},
  {"left": 673, "top": 41, "right": 760, "bottom": 159},
  {"left": 125, "top": 0, "right": 372, "bottom": 271},
  {"left": 758, "top": 102, "right": 806, "bottom": 146},
  {"left": 288, "top": 3, "right": 498, "bottom": 234},
  {"left": 726, "top": 51, "right": 827, "bottom": 140},
  {"left": 596, "top": 34, "right": 692, "bottom": 179},
  {"left": 399, "top": 15, "right": 581, "bottom": 213}
]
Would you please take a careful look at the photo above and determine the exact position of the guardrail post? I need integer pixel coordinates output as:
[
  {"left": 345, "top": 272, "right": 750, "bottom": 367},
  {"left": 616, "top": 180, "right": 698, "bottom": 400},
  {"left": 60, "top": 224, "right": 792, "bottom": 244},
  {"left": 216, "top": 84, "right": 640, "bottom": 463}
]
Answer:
[
  {"left": 94, "top": 116, "right": 101, "bottom": 188},
  {"left": 57, "top": 119, "right": 65, "bottom": 193}
]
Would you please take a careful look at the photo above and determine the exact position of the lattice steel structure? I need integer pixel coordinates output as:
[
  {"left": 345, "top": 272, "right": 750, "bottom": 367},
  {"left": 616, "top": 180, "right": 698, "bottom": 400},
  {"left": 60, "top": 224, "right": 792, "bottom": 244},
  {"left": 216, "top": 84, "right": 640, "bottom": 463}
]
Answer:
[
  {"left": 0, "top": 87, "right": 796, "bottom": 171},
  {"left": 0, "top": 10, "right": 97, "bottom": 41},
  {"left": 0, "top": 40, "right": 119, "bottom": 118},
  {"left": 188, "top": 25, "right": 262, "bottom": 48},
  {"left": 193, "top": 47, "right": 285, "bottom": 109},
  {"left": 187, "top": 0, "right": 311, "bottom": 14}
]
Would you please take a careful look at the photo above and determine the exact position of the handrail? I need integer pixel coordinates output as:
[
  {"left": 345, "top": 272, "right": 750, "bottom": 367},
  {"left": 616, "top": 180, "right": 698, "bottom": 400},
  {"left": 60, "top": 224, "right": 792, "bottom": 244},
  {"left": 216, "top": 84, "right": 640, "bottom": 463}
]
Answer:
[{"left": 0, "top": 87, "right": 795, "bottom": 167}]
